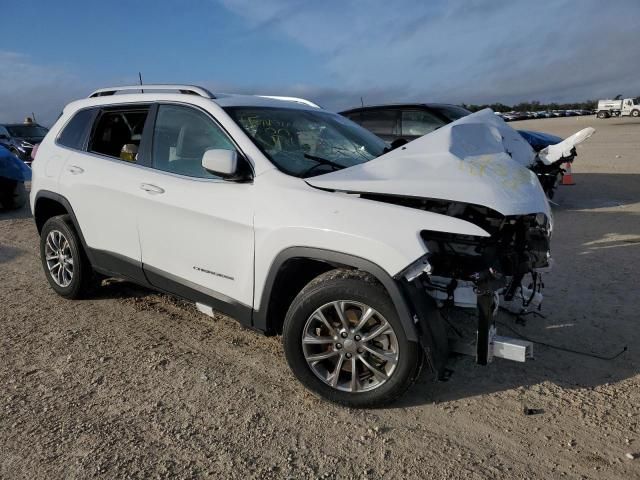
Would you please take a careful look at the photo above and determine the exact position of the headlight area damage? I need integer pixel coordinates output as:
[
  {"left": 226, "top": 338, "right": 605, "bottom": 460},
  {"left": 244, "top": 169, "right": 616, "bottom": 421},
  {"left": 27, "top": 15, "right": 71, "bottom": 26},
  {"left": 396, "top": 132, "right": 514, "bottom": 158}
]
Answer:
[
  {"left": 306, "top": 110, "right": 560, "bottom": 376},
  {"left": 387, "top": 196, "right": 551, "bottom": 372}
]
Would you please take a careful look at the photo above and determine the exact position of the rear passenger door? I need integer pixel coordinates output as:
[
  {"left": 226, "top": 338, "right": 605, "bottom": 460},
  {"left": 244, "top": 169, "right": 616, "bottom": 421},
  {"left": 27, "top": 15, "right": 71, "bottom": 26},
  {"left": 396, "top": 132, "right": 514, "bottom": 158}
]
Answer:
[
  {"left": 58, "top": 104, "right": 151, "bottom": 281},
  {"left": 136, "top": 103, "right": 255, "bottom": 322}
]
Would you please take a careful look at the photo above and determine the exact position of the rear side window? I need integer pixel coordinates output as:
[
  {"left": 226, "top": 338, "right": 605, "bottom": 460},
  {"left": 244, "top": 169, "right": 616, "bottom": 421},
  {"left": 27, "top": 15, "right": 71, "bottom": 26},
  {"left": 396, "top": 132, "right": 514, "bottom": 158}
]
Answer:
[
  {"left": 358, "top": 110, "right": 400, "bottom": 137},
  {"left": 57, "top": 109, "right": 95, "bottom": 149},
  {"left": 89, "top": 107, "right": 150, "bottom": 162},
  {"left": 401, "top": 110, "right": 445, "bottom": 137},
  {"left": 151, "top": 104, "right": 235, "bottom": 178}
]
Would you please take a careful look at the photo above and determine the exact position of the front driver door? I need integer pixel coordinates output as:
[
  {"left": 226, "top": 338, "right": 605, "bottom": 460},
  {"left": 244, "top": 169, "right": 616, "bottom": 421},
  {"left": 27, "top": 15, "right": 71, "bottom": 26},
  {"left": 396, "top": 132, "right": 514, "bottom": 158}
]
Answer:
[{"left": 136, "top": 103, "right": 255, "bottom": 323}]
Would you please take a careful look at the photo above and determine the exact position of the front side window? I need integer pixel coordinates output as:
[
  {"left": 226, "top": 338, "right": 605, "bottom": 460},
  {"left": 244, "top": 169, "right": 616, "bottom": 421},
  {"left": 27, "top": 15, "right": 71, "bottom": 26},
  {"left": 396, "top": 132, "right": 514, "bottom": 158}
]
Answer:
[
  {"left": 225, "top": 107, "right": 386, "bottom": 178},
  {"left": 401, "top": 110, "right": 446, "bottom": 137},
  {"left": 89, "top": 107, "right": 149, "bottom": 161},
  {"left": 58, "top": 109, "right": 95, "bottom": 150},
  {"left": 152, "top": 104, "right": 235, "bottom": 178},
  {"left": 429, "top": 105, "right": 472, "bottom": 122},
  {"left": 358, "top": 110, "right": 400, "bottom": 137}
]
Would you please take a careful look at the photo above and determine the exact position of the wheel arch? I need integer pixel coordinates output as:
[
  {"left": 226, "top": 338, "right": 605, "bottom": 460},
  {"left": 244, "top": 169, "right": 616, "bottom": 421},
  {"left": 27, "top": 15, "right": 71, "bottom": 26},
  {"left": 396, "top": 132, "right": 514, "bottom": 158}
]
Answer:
[
  {"left": 253, "top": 247, "right": 418, "bottom": 342},
  {"left": 33, "top": 191, "right": 95, "bottom": 264}
]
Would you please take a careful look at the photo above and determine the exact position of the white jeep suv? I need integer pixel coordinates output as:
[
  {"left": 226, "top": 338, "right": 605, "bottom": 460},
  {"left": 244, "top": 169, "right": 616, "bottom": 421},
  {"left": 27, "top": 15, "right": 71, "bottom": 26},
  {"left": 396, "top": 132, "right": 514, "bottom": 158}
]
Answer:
[{"left": 31, "top": 85, "right": 552, "bottom": 407}]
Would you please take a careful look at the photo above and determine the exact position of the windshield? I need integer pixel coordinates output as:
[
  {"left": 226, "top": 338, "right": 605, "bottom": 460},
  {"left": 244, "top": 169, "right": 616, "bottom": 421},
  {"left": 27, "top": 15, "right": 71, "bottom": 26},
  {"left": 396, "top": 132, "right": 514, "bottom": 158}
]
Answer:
[
  {"left": 225, "top": 107, "right": 387, "bottom": 178},
  {"left": 6, "top": 125, "right": 49, "bottom": 138}
]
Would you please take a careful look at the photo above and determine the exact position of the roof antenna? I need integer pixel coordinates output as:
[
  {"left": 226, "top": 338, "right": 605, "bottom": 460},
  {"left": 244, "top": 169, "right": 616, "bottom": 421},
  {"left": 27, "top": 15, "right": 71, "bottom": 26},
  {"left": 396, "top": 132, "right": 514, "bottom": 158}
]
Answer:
[
  {"left": 360, "top": 96, "right": 364, "bottom": 107},
  {"left": 139, "top": 72, "right": 144, "bottom": 93}
]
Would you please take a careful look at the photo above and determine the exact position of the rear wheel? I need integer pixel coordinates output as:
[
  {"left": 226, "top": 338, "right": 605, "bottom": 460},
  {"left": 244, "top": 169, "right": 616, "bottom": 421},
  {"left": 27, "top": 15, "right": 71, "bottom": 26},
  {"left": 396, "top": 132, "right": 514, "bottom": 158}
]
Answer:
[
  {"left": 283, "top": 270, "right": 422, "bottom": 407},
  {"left": 40, "top": 215, "right": 93, "bottom": 299},
  {"left": 596, "top": 111, "right": 608, "bottom": 119}
]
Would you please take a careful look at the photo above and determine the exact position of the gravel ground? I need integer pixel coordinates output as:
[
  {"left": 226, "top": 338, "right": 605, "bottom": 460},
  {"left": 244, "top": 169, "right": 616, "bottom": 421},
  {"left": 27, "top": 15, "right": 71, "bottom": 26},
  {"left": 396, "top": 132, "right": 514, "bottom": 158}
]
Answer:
[{"left": 1, "top": 116, "right": 639, "bottom": 479}]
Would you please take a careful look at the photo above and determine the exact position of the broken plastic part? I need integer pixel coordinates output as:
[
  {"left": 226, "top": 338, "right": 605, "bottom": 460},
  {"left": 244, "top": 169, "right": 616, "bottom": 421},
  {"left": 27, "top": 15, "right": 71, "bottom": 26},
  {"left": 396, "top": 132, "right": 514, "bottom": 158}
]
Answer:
[
  {"left": 402, "top": 255, "right": 432, "bottom": 282},
  {"left": 538, "top": 127, "right": 596, "bottom": 165}
]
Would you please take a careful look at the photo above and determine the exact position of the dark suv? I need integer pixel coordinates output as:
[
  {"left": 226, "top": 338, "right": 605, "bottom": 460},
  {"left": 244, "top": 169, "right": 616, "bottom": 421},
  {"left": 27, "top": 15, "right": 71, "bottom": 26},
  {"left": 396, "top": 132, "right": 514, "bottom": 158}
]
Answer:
[
  {"left": 0, "top": 123, "right": 49, "bottom": 164},
  {"left": 339, "top": 103, "right": 583, "bottom": 199},
  {"left": 339, "top": 104, "right": 473, "bottom": 142}
]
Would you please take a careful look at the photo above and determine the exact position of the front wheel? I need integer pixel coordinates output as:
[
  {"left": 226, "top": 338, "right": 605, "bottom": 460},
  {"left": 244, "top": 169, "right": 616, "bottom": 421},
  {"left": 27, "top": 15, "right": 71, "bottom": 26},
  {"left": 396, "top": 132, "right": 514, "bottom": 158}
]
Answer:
[
  {"left": 632, "top": 110, "right": 640, "bottom": 118},
  {"left": 283, "top": 270, "right": 422, "bottom": 407}
]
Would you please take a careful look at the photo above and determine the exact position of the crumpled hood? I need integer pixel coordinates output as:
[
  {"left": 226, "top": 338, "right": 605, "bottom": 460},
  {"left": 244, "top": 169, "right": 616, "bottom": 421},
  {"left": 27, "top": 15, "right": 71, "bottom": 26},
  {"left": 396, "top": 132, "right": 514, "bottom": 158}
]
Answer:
[{"left": 307, "top": 109, "right": 550, "bottom": 217}]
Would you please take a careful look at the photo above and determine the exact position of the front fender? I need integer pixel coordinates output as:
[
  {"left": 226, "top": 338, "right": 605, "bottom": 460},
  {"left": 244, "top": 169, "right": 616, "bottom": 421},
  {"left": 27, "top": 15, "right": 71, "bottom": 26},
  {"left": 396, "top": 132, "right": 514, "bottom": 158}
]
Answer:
[{"left": 252, "top": 176, "right": 490, "bottom": 309}]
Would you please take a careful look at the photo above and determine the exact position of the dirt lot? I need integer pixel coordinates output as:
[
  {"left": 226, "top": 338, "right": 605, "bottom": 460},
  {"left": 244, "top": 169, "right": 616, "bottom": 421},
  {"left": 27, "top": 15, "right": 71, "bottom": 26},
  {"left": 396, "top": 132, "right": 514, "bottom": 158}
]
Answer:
[{"left": 1, "top": 116, "right": 639, "bottom": 479}]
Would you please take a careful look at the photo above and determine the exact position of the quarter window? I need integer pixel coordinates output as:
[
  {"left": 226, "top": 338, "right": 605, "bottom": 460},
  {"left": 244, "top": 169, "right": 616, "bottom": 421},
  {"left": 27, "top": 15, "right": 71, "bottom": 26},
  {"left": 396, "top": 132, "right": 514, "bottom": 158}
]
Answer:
[
  {"left": 57, "top": 109, "right": 95, "bottom": 150},
  {"left": 151, "top": 105, "right": 235, "bottom": 178},
  {"left": 89, "top": 107, "right": 150, "bottom": 162}
]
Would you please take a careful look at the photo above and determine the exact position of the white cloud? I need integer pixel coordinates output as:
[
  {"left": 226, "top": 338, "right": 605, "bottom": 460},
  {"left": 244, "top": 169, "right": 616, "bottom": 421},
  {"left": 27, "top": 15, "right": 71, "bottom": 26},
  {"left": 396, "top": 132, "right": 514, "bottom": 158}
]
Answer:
[{"left": 218, "top": 0, "right": 640, "bottom": 106}]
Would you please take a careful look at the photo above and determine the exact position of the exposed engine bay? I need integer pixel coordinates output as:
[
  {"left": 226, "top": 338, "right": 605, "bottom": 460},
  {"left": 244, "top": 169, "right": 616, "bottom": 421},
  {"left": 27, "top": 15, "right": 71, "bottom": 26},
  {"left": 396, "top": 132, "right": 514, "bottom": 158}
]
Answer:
[{"left": 367, "top": 193, "right": 551, "bottom": 367}]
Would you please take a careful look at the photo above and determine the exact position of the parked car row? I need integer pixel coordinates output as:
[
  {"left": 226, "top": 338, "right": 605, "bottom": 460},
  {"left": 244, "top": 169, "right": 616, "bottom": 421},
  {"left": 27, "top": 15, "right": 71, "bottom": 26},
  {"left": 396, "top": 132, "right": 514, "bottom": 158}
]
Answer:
[
  {"left": 27, "top": 84, "right": 597, "bottom": 407},
  {"left": 495, "top": 109, "right": 594, "bottom": 121}
]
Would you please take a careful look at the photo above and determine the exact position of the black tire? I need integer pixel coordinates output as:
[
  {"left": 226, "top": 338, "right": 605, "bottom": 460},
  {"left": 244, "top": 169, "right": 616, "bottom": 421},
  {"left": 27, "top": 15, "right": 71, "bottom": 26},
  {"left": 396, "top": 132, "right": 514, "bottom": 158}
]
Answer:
[
  {"left": 632, "top": 110, "right": 640, "bottom": 118},
  {"left": 40, "top": 215, "right": 93, "bottom": 299},
  {"left": 283, "top": 269, "right": 423, "bottom": 408},
  {"left": 596, "top": 111, "right": 608, "bottom": 119},
  {"left": 0, "top": 179, "right": 27, "bottom": 210}
]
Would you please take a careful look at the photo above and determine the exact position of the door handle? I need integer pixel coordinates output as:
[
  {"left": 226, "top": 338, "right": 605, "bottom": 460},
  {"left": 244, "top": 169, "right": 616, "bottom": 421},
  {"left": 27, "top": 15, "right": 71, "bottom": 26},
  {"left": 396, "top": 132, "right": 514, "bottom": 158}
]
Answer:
[
  {"left": 140, "top": 183, "right": 165, "bottom": 194},
  {"left": 66, "top": 165, "right": 84, "bottom": 175}
]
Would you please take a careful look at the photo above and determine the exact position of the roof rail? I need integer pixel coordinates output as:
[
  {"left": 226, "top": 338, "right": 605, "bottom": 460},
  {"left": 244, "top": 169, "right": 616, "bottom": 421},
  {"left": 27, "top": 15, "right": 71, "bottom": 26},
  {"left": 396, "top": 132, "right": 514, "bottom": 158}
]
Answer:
[
  {"left": 88, "top": 84, "right": 215, "bottom": 99},
  {"left": 257, "top": 95, "right": 321, "bottom": 108}
]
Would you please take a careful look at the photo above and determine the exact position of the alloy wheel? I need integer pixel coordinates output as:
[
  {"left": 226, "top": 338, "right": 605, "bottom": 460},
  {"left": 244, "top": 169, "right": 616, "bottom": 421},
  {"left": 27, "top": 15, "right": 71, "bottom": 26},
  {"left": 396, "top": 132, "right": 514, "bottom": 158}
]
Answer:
[
  {"left": 302, "top": 300, "right": 399, "bottom": 393},
  {"left": 44, "top": 230, "right": 74, "bottom": 288}
]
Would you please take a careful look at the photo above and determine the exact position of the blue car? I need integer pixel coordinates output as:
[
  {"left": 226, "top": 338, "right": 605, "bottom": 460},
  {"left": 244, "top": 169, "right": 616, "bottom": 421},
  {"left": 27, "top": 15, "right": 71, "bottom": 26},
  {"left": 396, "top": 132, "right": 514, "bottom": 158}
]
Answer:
[{"left": 0, "top": 145, "right": 31, "bottom": 210}]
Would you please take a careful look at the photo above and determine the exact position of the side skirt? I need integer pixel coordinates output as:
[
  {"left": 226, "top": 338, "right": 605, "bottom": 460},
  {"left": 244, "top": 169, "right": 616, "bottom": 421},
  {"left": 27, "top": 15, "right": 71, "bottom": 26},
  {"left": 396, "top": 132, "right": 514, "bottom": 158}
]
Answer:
[{"left": 89, "top": 248, "right": 254, "bottom": 329}]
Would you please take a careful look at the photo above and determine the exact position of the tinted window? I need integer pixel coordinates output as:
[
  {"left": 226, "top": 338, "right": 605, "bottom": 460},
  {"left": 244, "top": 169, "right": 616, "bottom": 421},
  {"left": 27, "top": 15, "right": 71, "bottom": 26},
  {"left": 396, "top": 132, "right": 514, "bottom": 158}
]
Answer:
[
  {"left": 429, "top": 105, "right": 472, "bottom": 122},
  {"left": 152, "top": 105, "right": 235, "bottom": 178},
  {"left": 89, "top": 107, "right": 149, "bottom": 161},
  {"left": 6, "top": 125, "right": 49, "bottom": 138},
  {"left": 401, "top": 110, "right": 445, "bottom": 137},
  {"left": 57, "top": 109, "right": 94, "bottom": 150},
  {"left": 226, "top": 107, "right": 385, "bottom": 178},
  {"left": 358, "top": 110, "right": 400, "bottom": 136}
]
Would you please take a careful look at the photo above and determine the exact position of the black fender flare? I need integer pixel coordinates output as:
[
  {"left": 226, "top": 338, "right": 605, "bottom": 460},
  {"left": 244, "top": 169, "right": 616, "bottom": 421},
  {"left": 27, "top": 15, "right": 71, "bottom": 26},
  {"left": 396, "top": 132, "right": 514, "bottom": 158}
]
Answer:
[
  {"left": 253, "top": 246, "right": 419, "bottom": 342},
  {"left": 33, "top": 190, "right": 95, "bottom": 261}
]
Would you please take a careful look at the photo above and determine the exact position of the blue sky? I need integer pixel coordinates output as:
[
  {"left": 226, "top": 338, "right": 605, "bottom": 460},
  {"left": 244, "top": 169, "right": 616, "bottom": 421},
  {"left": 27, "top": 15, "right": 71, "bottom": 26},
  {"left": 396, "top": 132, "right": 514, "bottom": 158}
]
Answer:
[{"left": 1, "top": 0, "right": 639, "bottom": 124}]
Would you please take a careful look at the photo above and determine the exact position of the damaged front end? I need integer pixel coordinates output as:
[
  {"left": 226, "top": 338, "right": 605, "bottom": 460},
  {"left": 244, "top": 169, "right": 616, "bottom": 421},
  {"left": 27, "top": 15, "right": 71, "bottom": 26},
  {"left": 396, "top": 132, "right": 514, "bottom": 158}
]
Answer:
[
  {"left": 306, "top": 109, "right": 564, "bottom": 375},
  {"left": 391, "top": 197, "right": 551, "bottom": 371}
]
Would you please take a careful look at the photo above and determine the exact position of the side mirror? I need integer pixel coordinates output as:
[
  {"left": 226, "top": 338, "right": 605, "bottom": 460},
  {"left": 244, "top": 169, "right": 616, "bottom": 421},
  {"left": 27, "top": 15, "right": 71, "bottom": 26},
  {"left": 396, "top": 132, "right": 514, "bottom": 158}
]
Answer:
[{"left": 202, "top": 149, "right": 238, "bottom": 178}]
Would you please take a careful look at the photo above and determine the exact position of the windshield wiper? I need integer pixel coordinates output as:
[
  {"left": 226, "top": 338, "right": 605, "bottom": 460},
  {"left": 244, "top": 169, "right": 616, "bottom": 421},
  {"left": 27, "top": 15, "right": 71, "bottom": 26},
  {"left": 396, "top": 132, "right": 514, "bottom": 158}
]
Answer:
[{"left": 303, "top": 153, "right": 345, "bottom": 170}]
